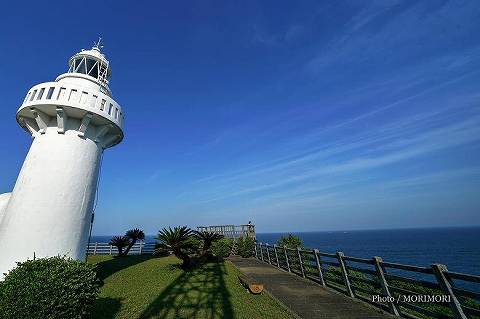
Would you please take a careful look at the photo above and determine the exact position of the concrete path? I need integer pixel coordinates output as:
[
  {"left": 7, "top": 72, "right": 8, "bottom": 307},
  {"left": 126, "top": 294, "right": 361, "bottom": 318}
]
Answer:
[{"left": 230, "top": 257, "right": 394, "bottom": 319}]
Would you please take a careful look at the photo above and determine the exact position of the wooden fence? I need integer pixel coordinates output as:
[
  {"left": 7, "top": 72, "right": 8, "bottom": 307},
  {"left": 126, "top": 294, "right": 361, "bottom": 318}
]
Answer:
[
  {"left": 87, "top": 242, "right": 156, "bottom": 255},
  {"left": 255, "top": 243, "right": 480, "bottom": 319}
]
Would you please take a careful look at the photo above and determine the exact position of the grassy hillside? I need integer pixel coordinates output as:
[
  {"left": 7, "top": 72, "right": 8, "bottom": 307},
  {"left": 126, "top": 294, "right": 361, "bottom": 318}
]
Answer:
[{"left": 88, "top": 255, "right": 295, "bottom": 319}]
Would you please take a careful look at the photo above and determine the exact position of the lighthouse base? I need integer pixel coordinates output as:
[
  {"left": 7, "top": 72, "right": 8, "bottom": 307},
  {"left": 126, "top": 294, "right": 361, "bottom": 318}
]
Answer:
[{"left": 0, "top": 126, "right": 102, "bottom": 278}]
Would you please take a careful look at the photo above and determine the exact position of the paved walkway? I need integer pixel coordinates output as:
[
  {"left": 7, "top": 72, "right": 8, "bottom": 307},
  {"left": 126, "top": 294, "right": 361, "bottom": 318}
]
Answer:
[{"left": 230, "top": 257, "right": 394, "bottom": 319}]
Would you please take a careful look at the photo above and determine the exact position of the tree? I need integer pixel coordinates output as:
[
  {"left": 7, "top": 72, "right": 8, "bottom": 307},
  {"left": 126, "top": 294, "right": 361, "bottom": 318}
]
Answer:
[
  {"left": 123, "top": 228, "right": 145, "bottom": 256},
  {"left": 277, "top": 234, "right": 304, "bottom": 271},
  {"left": 237, "top": 236, "right": 255, "bottom": 258},
  {"left": 109, "top": 236, "right": 130, "bottom": 256},
  {"left": 155, "top": 226, "right": 194, "bottom": 268},
  {"left": 194, "top": 230, "right": 224, "bottom": 258},
  {"left": 277, "top": 233, "right": 303, "bottom": 249},
  {"left": 211, "top": 238, "right": 233, "bottom": 258}
]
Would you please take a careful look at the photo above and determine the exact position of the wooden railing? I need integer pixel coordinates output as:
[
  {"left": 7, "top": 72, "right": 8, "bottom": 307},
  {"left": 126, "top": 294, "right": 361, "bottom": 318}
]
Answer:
[
  {"left": 255, "top": 243, "right": 480, "bottom": 319},
  {"left": 87, "top": 242, "right": 156, "bottom": 255},
  {"left": 197, "top": 224, "right": 256, "bottom": 239}
]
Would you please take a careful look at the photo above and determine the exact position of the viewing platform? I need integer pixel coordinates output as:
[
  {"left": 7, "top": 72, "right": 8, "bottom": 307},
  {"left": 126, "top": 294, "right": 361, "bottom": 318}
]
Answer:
[{"left": 197, "top": 223, "right": 256, "bottom": 240}]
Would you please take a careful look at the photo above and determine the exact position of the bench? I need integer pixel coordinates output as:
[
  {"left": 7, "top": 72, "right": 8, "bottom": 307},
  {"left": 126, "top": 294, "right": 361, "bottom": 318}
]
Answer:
[{"left": 238, "top": 274, "right": 264, "bottom": 294}]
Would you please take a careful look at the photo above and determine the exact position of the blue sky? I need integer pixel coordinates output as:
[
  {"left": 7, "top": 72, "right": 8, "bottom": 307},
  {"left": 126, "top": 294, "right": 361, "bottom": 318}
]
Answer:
[{"left": 0, "top": 1, "right": 479, "bottom": 234}]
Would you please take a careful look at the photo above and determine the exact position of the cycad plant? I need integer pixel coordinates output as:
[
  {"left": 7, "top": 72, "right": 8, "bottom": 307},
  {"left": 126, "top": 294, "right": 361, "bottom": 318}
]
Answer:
[
  {"left": 124, "top": 228, "right": 145, "bottom": 255},
  {"left": 194, "top": 231, "right": 224, "bottom": 258},
  {"left": 155, "top": 226, "right": 194, "bottom": 268},
  {"left": 109, "top": 236, "right": 130, "bottom": 256}
]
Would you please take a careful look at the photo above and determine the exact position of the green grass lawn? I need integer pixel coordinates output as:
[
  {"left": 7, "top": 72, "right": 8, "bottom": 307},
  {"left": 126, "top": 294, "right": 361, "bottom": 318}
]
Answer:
[{"left": 87, "top": 255, "right": 296, "bottom": 319}]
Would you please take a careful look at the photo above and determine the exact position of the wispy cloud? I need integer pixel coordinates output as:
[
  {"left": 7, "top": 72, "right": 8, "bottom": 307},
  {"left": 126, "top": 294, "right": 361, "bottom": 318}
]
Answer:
[
  {"left": 189, "top": 107, "right": 479, "bottom": 203},
  {"left": 145, "top": 169, "right": 170, "bottom": 184},
  {"left": 188, "top": 80, "right": 479, "bottom": 193}
]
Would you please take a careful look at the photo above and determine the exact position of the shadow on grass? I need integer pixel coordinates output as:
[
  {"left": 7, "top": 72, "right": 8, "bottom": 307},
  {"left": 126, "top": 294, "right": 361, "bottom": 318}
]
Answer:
[
  {"left": 94, "top": 255, "right": 153, "bottom": 281},
  {"left": 139, "top": 261, "right": 234, "bottom": 319},
  {"left": 91, "top": 297, "right": 122, "bottom": 319}
]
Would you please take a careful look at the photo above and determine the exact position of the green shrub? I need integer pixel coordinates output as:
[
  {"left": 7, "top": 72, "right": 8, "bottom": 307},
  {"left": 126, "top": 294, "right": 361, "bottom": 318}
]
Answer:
[
  {"left": 212, "top": 238, "right": 233, "bottom": 258},
  {"left": 0, "top": 256, "right": 99, "bottom": 319},
  {"left": 185, "top": 236, "right": 202, "bottom": 255},
  {"left": 153, "top": 244, "right": 171, "bottom": 257},
  {"left": 237, "top": 237, "right": 255, "bottom": 258},
  {"left": 277, "top": 234, "right": 303, "bottom": 249},
  {"left": 276, "top": 234, "right": 304, "bottom": 268}
]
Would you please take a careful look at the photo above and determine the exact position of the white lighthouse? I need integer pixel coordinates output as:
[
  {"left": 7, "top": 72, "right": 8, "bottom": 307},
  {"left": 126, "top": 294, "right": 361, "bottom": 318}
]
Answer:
[{"left": 0, "top": 40, "right": 124, "bottom": 277}]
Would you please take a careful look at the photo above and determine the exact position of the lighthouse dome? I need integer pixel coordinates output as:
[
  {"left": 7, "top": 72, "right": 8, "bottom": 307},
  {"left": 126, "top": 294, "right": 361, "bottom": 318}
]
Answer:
[{"left": 57, "top": 39, "right": 113, "bottom": 96}]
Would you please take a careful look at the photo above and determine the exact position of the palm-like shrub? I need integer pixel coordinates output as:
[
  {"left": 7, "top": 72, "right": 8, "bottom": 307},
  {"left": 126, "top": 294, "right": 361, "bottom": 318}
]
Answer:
[
  {"left": 194, "top": 230, "right": 224, "bottom": 257},
  {"left": 124, "top": 228, "right": 145, "bottom": 255},
  {"left": 156, "top": 226, "right": 194, "bottom": 268},
  {"left": 109, "top": 235, "right": 130, "bottom": 256}
]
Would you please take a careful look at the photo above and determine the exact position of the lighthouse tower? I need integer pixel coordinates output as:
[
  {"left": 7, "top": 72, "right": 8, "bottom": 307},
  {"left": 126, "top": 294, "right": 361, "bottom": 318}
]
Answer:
[{"left": 0, "top": 40, "right": 124, "bottom": 277}]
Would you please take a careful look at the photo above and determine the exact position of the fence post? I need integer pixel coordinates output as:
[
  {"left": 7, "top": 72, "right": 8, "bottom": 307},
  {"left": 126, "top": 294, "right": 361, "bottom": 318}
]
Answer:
[
  {"left": 266, "top": 244, "right": 272, "bottom": 264},
  {"left": 284, "top": 246, "right": 291, "bottom": 272},
  {"left": 109, "top": 245, "right": 113, "bottom": 255},
  {"left": 93, "top": 242, "right": 98, "bottom": 255},
  {"left": 139, "top": 242, "right": 144, "bottom": 255},
  {"left": 273, "top": 244, "right": 279, "bottom": 267},
  {"left": 313, "top": 249, "right": 326, "bottom": 286},
  {"left": 373, "top": 257, "right": 400, "bottom": 316},
  {"left": 431, "top": 264, "right": 467, "bottom": 319},
  {"left": 297, "top": 247, "right": 305, "bottom": 278},
  {"left": 254, "top": 243, "right": 258, "bottom": 259},
  {"left": 260, "top": 243, "right": 264, "bottom": 261},
  {"left": 337, "top": 251, "right": 354, "bottom": 298}
]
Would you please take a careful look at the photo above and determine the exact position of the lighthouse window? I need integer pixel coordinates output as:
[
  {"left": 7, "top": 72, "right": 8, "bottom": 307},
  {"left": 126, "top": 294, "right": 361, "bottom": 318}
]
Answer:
[
  {"left": 87, "top": 59, "right": 99, "bottom": 78},
  {"left": 30, "top": 90, "right": 37, "bottom": 101},
  {"left": 74, "top": 58, "right": 87, "bottom": 74},
  {"left": 100, "top": 99, "right": 106, "bottom": 111},
  {"left": 58, "top": 87, "right": 66, "bottom": 100},
  {"left": 37, "top": 88, "right": 45, "bottom": 100},
  {"left": 46, "top": 87, "right": 55, "bottom": 99},
  {"left": 91, "top": 95, "right": 98, "bottom": 108},
  {"left": 108, "top": 103, "right": 113, "bottom": 115},
  {"left": 69, "top": 89, "right": 78, "bottom": 102},
  {"left": 80, "top": 91, "right": 88, "bottom": 104}
]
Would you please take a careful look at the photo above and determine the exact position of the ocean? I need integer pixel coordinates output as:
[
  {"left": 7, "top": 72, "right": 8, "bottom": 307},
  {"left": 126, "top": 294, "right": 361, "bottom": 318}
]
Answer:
[{"left": 92, "top": 226, "right": 480, "bottom": 275}]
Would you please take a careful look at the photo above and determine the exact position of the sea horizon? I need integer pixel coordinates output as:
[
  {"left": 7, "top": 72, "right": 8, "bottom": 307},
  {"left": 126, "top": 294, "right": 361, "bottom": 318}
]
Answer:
[
  {"left": 92, "top": 225, "right": 480, "bottom": 278},
  {"left": 92, "top": 224, "right": 480, "bottom": 238}
]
